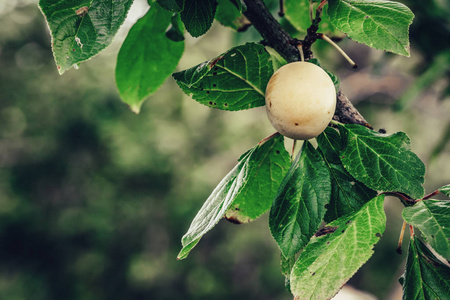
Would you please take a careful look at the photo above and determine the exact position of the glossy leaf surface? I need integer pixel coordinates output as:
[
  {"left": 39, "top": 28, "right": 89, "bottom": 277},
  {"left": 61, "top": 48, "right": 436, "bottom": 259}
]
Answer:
[
  {"left": 403, "top": 200, "right": 450, "bottom": 260},
  {"left": 178, "top": 135, "right": 289, "bottom": 259},
  {"left": 328, "top": 0, "right": 414, "bottom": 56},
  {"left": 338, "top": 124, "right": 425, "bottom": 199},
  {"left": 269, "top": 142, "right": 331, "bottom": 258},
  {"left": 173, "top": 43, "right": 273, "bottom": 111},
  {"left": 116, "top": 4, "right": 184, "bottom": 113},
  {"left": 399, "top": 237, "right": 450, "bottom": 300},
  {"left": 290, "top": 195, "right": 386, "bottom": 300},
  {"left": 225, "top": 135, "right": 291, "bottom": 224},
  {"left": 39, "top": 0, "right": 133, "bottom": 74},
  {"left": 317, "top": 128, "right": 377, "bottom": 222}
]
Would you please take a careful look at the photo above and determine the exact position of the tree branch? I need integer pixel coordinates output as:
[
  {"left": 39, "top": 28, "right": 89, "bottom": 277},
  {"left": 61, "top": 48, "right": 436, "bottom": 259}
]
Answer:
[{"left": 242, "top": 0, "right": 371, "bottom": 128}]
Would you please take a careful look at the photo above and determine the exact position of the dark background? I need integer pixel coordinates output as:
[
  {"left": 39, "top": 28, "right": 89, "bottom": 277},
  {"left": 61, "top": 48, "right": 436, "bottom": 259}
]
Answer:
[{"left": 0, "top": 0, "right": 448, "bottom": 299}]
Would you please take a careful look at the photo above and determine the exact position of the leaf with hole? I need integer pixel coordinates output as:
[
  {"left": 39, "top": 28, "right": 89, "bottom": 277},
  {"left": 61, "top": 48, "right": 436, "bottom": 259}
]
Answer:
[
  {"left": 399, "top": 237, "right": 450, "bottom": 300},
  {"left": 39, "top": 0, "right": 133, "bottom": 74},
  {"left": 328, "top": 0, "right": 414, "bottom": 56},
  {"left": 173, "top": 43, "right": 273, "bottom": 111},
  {"left": 338, "top": 124, "right": 425, "bottom": 199},
  {"left": 115, "top": 4, "right": 184, "bottom": 113},
  {"left": 402, "top": 200, "right": 450, "bottom": 260},
  {"left": 290, "top": 195, "right": 386, "bottom": 300},
  {"left": 269, "top": 141, "right": 331, "bottom": 258},
  {"left": 178, "top": 134, "right": 290, "bottom": 259}
]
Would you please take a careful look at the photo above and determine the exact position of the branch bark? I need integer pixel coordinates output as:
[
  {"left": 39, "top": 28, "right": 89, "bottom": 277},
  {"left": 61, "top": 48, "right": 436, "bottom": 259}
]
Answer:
[{"left": 242, "top": 0, "right": 371, "bottom": 128}]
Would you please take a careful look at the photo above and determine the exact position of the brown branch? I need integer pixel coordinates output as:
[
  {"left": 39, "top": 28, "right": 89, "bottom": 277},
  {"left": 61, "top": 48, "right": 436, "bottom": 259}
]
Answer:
[{"left": 242, "top": 0, "right": 370, "bottom": 128}]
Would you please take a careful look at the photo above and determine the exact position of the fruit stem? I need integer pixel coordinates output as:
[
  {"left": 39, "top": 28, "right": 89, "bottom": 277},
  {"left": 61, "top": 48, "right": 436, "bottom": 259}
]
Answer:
[
  {"left": 309, "top": 0, "right": 314, "bottom": 23},
  {"left": 396, "top": 221, "right": 407, "bottom": 254},
  {"left": 291, "top": 139, "right": 297, "bottom": 159},
  {"left": 317, "top": 34, "right": 357, "bottom": 68},
  {"left": 278, "top": 0, "right": 285, "bottom": 17},
  {"left": 297, "top": 44, "right": 305, "bottom": 62}
]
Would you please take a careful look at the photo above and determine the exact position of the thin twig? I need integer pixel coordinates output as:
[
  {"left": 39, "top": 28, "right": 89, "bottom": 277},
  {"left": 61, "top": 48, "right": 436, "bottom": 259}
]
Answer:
[
  {"left": 317, "top": 34, "right": 357, "bottom": 68},
  {"left": 279, "top": 0, "right": 285, "bottom": 17}
]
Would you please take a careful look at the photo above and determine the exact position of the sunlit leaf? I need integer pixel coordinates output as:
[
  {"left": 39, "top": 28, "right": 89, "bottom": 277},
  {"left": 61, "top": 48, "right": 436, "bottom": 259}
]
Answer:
[
  {"left": 115, "top": 4, "right": 184, "bottom": 113},
  {"left": 173, "top": 43, "right": 273, "bottom": 111},
  {"left": 338, "top": 124, "right": 425, "bottom": 199},
  {"left": 399, "top": 237, "right": 450, "bottom": 300},
  {"left": 403, "top": 200, "right": 450, "bottom": 260},
  {"left": 39, "top": 0, "right": 133, "bottom": 74},
  {"left": 284, "top": 0, "right": 343, "bottom": 36},
  {"left": 178, "top": 134, "right": 289, "bottom": 259},
  {"left": 439, "top": 184, "right": 450, "bottom": 197},
  {"left": 216, "top": 0, "right": 249, "bottom": 31},
  {"left": 225, "top": 135, "right": 291, "bottom": 224},
  {"left": 269, "top": 141, "right": 331, "bottom": 258},
  {"left": 317, "top": 128, "right": 377, "bottom": 222},
  {"left": 328, "top": 0, "right": 414, "bottom": 56},
  {"left": 290, "top": 195, "right": 386, "bottom": 299}
]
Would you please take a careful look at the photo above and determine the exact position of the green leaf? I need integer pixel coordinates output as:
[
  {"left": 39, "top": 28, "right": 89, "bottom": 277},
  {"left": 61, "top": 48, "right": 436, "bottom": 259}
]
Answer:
[
  {"left": 165, "top": 13, "right": 185, "bottom": 42},
  {"left": 180, "top": 0, "right": 217, "bottom": 37},
  {"left": 115, "top": 5, "right": 184, "bottom": 113},
  {"left": 338, "top": 124, "right": 425, "bottom": 199},
  {"left": 317, "top": 128, "right": 377, "bottom": 222},
  {"left": 399, "top": 237, "right": 450, "bottom": 300},
  {"left": 157, "top": 0, "right": 184, "bottom": 12},
  {"left": 439, "top": 184, "right": 450, "bottom": 197},
  {"left": 328, "top": 0, "right": 414, "bottom": 56},
  {"left": 173, "top": 43, "right": 273, "bottom": 111},
  {"left": 290, "top": 195, "right": 386, "bottom": 300},
  {"left": 284, "top": 0, "right": 343, "bottom": 36},
  {"left": 178, "top": 134, "right": 289, "bottom": 259},
  {"left": 225, "top": 135, "right": 291, "bottom": 224},
  {"left": 230, "top": 0, "right": 246, "bottom": 12},
  {"left": 215, "top": 0, "right": 249, "bottom": 31},
  {"left": 402, "top": 200, "right": 450, "bottom": 260},
  {"left": 281, "top": 253, "right": 296, "bottom": 292},
  {"left": 269, "top": 141, "right": 332, "bottom": 258},
  {"left": 39, "top": 0, "right": 133, "bottom": 74}
]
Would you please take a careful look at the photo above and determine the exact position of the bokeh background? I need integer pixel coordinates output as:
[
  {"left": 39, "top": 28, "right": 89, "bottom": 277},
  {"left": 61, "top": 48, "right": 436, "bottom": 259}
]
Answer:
[{"left": 0, "top": 0, "right": 449, "bottom": 299}]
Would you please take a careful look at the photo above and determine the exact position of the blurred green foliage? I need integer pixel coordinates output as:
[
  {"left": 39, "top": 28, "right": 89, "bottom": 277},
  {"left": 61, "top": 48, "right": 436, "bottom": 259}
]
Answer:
[{"left": 0, "top": 1, "right": 448, "bottom": 300}]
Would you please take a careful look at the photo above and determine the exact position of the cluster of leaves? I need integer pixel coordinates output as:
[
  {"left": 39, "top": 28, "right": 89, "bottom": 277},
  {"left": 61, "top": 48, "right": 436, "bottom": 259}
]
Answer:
[{"left": 38, "top": 0, "right": 450, "bottom": 299}]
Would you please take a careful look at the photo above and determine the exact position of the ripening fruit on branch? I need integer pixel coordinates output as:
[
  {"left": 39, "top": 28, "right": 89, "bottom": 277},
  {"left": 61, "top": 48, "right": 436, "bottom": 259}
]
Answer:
[{"left": 265, "top": 62, "right": 336, "bottom": 140}]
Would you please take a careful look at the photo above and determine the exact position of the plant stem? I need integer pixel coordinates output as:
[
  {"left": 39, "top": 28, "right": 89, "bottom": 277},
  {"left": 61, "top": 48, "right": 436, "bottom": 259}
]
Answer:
[
  {"left": 291, "top": 139, "right": 297, "bottom": 159},
  {"left": 423, "top": 190, "right": 439, "bottom": 200},
  {"left": 383, "top": 192, "right": 416, "bottom": 205},
  {"left": 279, "top": 0, "right": 285, "bottom": 17}
]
